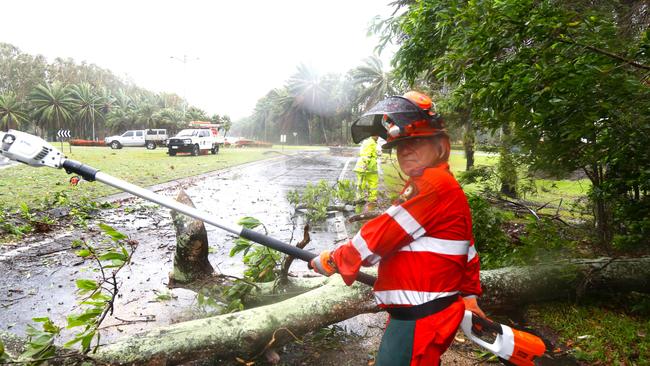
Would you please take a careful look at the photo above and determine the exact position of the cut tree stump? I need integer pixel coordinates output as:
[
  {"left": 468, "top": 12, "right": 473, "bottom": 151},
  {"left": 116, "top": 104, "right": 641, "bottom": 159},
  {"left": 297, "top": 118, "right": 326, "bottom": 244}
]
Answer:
[{"left": 167, "top": 190, "right": 215, "bottom": 286}]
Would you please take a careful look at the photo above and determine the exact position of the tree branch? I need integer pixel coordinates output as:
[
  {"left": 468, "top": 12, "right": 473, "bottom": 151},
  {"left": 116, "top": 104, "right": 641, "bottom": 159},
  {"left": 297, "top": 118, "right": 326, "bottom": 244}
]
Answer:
[{"left": 557, "top": 38, "right": 650, "bottom": 71}]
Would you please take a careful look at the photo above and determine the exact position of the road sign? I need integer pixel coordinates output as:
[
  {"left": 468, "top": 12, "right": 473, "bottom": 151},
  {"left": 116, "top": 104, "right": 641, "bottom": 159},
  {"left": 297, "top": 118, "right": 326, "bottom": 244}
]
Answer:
[
  {"left": 280, "top": 134, "right": 286, "bottom": 143},
  {"left": 57, "top": 129, "right": 71, "bottom": 138},
  {"left": 57, "top": 129, "right": 71, "bottom": 153}
]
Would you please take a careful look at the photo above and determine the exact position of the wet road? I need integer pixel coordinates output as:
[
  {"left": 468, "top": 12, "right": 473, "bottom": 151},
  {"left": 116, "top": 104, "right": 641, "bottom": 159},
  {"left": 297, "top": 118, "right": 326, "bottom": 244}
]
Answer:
[{"left": 0, "top": 150, "right": 358, "bottom": 343}]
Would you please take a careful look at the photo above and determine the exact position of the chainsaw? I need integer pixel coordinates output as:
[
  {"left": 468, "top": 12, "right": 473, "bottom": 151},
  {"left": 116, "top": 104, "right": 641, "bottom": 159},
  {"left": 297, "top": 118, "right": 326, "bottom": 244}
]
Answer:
[{"left": 0, "top": 129, "right": 546, "bottom": 365}]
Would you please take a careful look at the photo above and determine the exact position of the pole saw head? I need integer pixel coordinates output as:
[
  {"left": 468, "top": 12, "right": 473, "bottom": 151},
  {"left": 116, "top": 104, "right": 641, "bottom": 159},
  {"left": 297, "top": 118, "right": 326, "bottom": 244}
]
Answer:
[
  {"left": 460, "top": 311, "right": 546, "bottom": 366},
  {"left": 0, "top": 130, "right": 65, "bottom": 168}
]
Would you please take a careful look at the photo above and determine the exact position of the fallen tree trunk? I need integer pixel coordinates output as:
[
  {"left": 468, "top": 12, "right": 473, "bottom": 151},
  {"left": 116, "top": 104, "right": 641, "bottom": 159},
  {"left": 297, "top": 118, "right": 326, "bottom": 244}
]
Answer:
[
  {"left": 94, "top": 276, "right": 376, "bottom": 365},
  {"left": 3, "top": 257, "right": 649, "bottom": 365},
  {"left": 479, "top": 256, "right": 650, "bottom": 311},
  {"left": 91, "top": 256, "right": 650, "bottom": 365}
]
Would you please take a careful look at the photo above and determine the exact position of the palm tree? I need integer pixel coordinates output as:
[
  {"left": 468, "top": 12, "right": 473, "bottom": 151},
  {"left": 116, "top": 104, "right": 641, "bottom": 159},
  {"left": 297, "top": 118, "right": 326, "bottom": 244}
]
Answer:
[
  {"left": 0, "top": 92, "right": 29, "bottom": 131},
  {"left": 135, "top": 101, "right": 158, "bottom": 129},
  {"left": 271, "top": 87, "right": 308, "bottom": 144},
  {"left": 153, "top": 108, "right": 184, "bottom": 130},
  {"left": 105, "top": 106, "right": 136, "bottom": 134},
  {"left": 220, "top": 115, "right": 232, "bottom": 138},
  {"left": 287, "top": 64, "right": 334, "bottom": 144},
  {"left": 352, "top": 56, "right": 398, "bottom": 109},
  {"left": 96, "top": 87, "right": 115, "bottom": 139},
  {"left": 29, "top": 82, "right": 75, "bottom": 140},
  {"left": 71, "top": 83, "right": 102, "bottom": 140}
]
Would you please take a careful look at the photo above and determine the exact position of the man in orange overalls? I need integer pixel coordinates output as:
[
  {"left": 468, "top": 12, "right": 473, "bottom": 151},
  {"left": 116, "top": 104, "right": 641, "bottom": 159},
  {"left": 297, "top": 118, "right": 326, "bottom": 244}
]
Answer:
[{"left": 311, "top": 91, "right": 486, "bottom": 365}]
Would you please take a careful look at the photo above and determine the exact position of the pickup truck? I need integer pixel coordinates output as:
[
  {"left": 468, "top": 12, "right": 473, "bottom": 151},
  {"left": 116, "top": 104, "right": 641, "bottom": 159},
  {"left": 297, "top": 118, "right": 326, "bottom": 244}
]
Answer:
[
  {"left": 167, "top": 128, "right": 220, "bottom": 156},
  {"left": 105, "top": 129, "right": 168, "bottom": 150}
]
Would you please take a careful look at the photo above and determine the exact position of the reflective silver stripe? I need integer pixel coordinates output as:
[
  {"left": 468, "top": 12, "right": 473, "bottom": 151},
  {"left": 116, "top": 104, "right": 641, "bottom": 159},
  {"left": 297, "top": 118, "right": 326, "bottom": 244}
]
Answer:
[
  {"left": 386, "top": 205, "right": 426, "bottom": 239},
  {"left": 352, "top": 232, "right": 381, "bottom": 264},
  {"left": 399, "top": 237, "right": 470, "bottom": 256},
  {"left": 374, "top": 290, "right": 459, "bottom": 306},
  {"left": 467, "top": 245, "right": 477, "bottom": 262}
]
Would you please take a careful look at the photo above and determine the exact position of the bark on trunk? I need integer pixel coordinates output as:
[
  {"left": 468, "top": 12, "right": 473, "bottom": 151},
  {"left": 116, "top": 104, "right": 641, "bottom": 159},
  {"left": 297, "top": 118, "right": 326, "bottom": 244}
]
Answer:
[
  {"left": 94, "top": 276, "right": 376, "bottom": 365},
  {"left": 167, "top": 190, "right": 214, "bottom": 286},
  {"left": 462, "top": 108, "right": 475, "bottom": 171},
  {"left": 92, "top": 257, "right": 650, "bottom": 365}
]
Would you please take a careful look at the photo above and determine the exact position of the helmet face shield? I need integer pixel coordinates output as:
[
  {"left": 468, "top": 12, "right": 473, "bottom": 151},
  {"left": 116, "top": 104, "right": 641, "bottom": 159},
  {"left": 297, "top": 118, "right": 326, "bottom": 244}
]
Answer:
[{"left": 350, "top": 96, "right": 432, "bottom": 143}]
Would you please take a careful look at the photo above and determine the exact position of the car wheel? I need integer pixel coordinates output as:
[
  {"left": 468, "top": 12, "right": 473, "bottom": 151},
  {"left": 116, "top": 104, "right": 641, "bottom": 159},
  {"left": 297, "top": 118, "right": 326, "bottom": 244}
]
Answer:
[
  {"left": 211, "top": 144, "right": 219, "bottom": 155},
  {"left": 191, "top": 144, "right": 200, "bottom": 156},
  {"left": 146, "top": 141, "right": 156, "bottom": 150},
  {"left": 168, "top": 149, "right": 176, "bottom": 156},
  {"left": 110, "top": 141, "right": 121, "bottom": 149}
]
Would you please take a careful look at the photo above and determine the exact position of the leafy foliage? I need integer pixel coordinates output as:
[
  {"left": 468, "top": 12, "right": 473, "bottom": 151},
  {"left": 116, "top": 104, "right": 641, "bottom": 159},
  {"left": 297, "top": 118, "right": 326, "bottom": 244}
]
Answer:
[
  {"left": 380, "top": 0, "right": 650, "bottom": 246},
  {"left": 10, "top": 223, "right": 135, "bottom": 363},
  {"left": 466, "top": 194, "right": 512, "bottom": 269},
  {"left": 468, "top": 193, "right": 578, "bottom": 268},
  {"left": 287, "top": 179, "right": 357, "bottom": 222},
  {"left": 0, "top": 42, "right": 231, "bottom": 139}
]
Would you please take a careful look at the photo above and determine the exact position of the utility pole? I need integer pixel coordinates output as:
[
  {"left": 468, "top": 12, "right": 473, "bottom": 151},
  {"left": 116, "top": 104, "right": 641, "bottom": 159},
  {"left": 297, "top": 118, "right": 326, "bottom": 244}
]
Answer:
[{"left": 170, "top": 54, "right": 199, "bottom": 120}]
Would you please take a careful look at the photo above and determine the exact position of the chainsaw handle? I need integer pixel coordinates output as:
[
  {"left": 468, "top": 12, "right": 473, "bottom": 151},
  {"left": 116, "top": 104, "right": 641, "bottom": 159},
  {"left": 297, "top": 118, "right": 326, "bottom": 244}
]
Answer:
[{"left": 472, "top": 313, "right": 503, "bottom": 335}]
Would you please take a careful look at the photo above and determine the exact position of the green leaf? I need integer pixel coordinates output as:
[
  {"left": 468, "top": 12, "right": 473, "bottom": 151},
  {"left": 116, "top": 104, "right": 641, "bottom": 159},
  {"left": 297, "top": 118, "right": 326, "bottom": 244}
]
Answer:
[
  {"left": 71, "top": 239, "right": 84, "bottom": 248},
  {"left": 75, "top": 249, "right": 91, "bottom": 258},
  {"left": 0, "top": 340, "right": 10, "bottom": 362},
  {"left": 237, "top": 216, "right": 262, "bottom": 229},
  {"left": 98, "top": 223, "right": 127, "bottom": 242},
  {"left": 104, "top": 259, "right": 125, "bottom": 268},
  {"left": 75, "top": 279, "right": 98, "bottom": 292},
  {"left": 81, "top": 331, "right": 95, "bottom": 352},
  {"left": 66, "top": 308, "right": 102, "bottom": 328},
  {"left": 98, "top": 251, "right": 127, "bottom": 261},
  {"left": 229, "top": 238, "right": 252, "bottom": 257},
  {"left": 91, "top": 292, "right": 112, "bottom": 301}
]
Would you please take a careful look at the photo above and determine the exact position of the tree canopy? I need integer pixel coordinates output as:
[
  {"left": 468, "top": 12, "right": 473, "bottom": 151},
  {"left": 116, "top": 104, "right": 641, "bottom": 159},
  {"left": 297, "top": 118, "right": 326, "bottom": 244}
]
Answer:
[
  {"left": 378, "top": 0, "right": 649, "bottom": 245},
  {"left": 0, "top": 43, "right": 230, "bottom": 139}
]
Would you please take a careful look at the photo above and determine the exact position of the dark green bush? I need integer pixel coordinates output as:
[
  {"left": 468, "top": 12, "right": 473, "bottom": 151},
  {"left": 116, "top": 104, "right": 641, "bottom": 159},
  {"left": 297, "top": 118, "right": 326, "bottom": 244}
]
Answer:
[{"left": 466, "top": 193, "right": 512, "bottom": 269}]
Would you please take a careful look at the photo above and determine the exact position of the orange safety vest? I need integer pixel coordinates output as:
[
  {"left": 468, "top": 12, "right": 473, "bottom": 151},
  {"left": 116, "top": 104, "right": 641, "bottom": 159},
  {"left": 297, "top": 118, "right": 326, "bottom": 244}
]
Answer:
[{"left": 332, "top": 163, "right": 482, "bottom": 307}]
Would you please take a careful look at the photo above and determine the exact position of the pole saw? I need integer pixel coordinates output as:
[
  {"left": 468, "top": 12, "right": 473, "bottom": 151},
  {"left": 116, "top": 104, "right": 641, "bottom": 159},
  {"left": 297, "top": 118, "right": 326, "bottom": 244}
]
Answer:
[{"left": 0, "top": 129, "right": 546, "bottom": 366}]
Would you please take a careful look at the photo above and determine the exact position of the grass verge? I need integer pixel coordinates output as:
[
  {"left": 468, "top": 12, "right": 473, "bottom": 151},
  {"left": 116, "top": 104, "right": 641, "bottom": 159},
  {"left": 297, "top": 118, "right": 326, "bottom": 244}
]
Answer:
[
  {"left": 381, "top": 150, "right": 590, "bottom": 213},
  {"left": 0, "top": 145, "right": 286, "bottom": 210},
  {"left": 527, "top": 294, "right": 650, "bottom": 365}
]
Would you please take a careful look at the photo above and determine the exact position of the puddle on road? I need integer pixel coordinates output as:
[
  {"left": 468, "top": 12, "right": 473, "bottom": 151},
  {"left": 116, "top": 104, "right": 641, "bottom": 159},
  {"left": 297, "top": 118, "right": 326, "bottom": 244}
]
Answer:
[{"left": 0, "top": 152, "right": 359, "bottom": 345}]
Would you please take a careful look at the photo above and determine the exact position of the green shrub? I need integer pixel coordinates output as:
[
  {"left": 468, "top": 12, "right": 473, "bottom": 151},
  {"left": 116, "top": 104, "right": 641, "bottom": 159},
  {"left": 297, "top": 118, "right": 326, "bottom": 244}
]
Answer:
[
  {"left": 517, "top": 217, "right": 576, "bottom": 263},
  {"left": 287, "top": 179, "right": 356, "bottom": 223},
  {"left": 466, "top": 193, "right": 512, "bottom": 269}
]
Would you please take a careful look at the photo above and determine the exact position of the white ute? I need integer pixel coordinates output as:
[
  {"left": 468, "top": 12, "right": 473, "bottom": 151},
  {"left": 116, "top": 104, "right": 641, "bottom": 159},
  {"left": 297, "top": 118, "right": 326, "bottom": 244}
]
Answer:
[{"left": 105, "top": 129, "right": 168, "bottom": 150}]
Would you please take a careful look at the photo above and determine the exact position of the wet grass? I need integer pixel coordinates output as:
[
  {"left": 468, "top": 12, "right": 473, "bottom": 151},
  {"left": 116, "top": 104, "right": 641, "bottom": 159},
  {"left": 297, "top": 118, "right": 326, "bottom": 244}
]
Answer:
[
  {"left": 0, "top": 145, "right": 288, "bottom": 211},
  {"left": 381, "top": 150, "right": 590, "bottom": 213},
  {"left": 527, "top": 294, "right": 650, "bottom": 365}
]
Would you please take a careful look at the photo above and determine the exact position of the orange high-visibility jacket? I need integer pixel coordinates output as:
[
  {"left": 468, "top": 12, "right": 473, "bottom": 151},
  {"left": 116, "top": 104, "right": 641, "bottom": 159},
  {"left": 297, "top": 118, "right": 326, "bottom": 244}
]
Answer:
[{"left": 332, "top": 163, "right": 482, "bottom": 307}]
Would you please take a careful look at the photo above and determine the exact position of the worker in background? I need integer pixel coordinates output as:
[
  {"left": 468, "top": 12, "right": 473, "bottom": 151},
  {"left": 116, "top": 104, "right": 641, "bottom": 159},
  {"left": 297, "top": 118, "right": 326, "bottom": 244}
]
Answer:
[
  {"left": 354, "top": 135, "right": 379, "bottom": 211},
  {"left": 311, "top": 91, "right": 485, "bottom": 366}
]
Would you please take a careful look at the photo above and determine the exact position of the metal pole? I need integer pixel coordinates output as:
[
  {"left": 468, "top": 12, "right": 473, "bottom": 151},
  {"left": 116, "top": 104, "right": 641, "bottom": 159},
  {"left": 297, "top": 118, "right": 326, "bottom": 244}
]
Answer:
[{"left": 90, "top": 171, "right": 376, "bottom": 286}]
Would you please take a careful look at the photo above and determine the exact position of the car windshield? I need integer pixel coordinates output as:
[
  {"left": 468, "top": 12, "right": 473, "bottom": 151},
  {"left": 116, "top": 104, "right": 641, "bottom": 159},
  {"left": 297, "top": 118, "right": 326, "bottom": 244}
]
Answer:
[{"left": 175, "top": 129, "right": 198, "bottom": 137}]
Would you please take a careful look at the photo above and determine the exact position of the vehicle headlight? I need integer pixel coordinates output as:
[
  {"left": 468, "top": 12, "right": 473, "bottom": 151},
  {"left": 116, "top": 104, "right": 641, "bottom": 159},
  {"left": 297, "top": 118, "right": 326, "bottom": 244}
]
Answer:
[{"left": 183, "top": 139, "right": 192, "bottom": 144}]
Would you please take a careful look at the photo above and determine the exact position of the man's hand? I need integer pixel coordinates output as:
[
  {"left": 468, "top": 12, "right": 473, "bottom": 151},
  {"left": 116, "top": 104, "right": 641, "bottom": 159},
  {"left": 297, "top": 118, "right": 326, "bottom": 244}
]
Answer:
[
  {"left": 463, "top": 296, "right": 487, "bottom": 319},
  {"left": 309, "top": 250, "right": 337, "bottom": 276}
]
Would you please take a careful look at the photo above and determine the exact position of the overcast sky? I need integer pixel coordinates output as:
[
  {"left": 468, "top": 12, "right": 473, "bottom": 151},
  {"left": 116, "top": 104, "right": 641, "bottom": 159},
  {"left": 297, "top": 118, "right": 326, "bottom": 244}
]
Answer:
[{"left": 3, "top": 0, "right": 397, "bottom": 120}]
